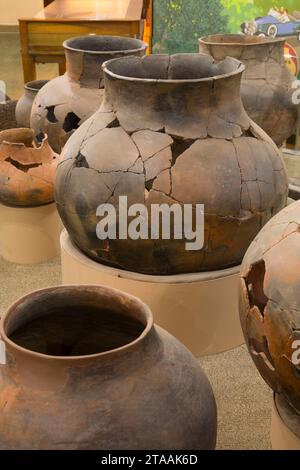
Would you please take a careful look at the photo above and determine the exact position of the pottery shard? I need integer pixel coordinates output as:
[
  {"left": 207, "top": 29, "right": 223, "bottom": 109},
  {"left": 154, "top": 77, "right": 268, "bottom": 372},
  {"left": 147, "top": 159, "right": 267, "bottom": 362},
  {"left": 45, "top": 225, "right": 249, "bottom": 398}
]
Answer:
[
  {"left": 170, "top": 138, "right": 242, "bottom": 216},
  {"left": 0, "top": 137, "right": 54, "bottom": 165},
  {"left": 144, "top": 147, "right": 172, "bottom": 182},
  {"left": 107, "top": 172, "right": 145, "bottom": 207},
  {"left": 132, "top": 131, "right": 173, "bottom": 161},
  {"left": 82, "top": 127, "right": 140, "bottom": 173},
  {"left": 152, "top": 169, "right": 172, "bottom": 195}
]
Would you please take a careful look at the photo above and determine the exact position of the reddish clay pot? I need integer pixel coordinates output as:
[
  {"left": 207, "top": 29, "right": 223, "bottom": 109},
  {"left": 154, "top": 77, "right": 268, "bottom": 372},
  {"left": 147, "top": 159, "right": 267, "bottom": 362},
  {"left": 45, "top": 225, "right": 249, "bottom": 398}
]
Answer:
[
  {"left": 0, "top": 128, "right": 58, "bottom": 206},
  {"left": 30, "top": 35, "right": 147, "bottom": 153},
  {"left": 55, "top": 54, "right": 288, "bottom": 275},
  {"left": 16, "top": 80, "right": 48, "bottom": 128},
  {"left": 240, "top": 200, "right": 300, "bottom": 426},
  {"left": 0, "top": 285, "right": 217, "bottom": 450},
  {"left": 199, "top": 35, "right": 298, "bottom": 147}
]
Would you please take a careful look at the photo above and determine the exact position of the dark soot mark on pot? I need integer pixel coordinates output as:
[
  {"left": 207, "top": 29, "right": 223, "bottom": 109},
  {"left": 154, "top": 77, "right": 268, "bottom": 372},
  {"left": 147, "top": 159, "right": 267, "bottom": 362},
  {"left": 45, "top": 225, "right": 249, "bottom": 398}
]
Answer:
[{"left": 9, "top": 306, "right": 145, "bottom": 357}]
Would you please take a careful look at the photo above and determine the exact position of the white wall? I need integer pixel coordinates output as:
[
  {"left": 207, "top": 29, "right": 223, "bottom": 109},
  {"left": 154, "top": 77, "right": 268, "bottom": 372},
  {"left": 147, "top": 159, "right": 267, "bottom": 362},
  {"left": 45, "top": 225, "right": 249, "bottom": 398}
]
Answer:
[{"left": 0, "top": 0, "right": 43, "bottom": 25}]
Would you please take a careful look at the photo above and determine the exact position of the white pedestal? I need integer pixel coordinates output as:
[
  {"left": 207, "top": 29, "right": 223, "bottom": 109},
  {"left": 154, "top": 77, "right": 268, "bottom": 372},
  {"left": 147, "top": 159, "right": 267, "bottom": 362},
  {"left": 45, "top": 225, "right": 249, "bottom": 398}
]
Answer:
[
  {"left": 0, "top": 203, "right": 62, "bottom": 264},
  {"left": 271, "top": 395, "right": 300, "bottom": 450},
  {"left": 60, "top": 230, "right": 244, "bottom": 357}
]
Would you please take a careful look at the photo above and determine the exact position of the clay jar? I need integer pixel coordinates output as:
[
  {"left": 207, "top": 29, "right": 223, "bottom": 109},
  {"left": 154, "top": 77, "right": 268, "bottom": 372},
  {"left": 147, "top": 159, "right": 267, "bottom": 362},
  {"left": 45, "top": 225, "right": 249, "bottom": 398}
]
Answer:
[
  {"left": 30, "top": 35, "right": 147, "bottom": 153},
  {"left": 240, "top": 200, "right": 300, "bottom": 436},
  {"left": 55, "top": 54, "right": 288, "bottom": 275},
  {"left": 16, "top": 80, "right": 48, "bottom": 128},
  {"left": 199, "top": 35, "right": 298, "bottom": 147},
  {"left": 0, "top": 285, "right": 217, "bottom": 450},
  {"left": 0, "top": 128, "right": 58, "bottom": 206}
]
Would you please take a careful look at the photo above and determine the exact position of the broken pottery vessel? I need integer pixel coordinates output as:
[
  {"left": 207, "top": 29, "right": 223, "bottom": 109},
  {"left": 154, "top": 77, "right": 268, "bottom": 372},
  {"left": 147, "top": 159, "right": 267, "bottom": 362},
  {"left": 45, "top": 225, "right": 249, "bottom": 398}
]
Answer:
[
  {"left": 0, "top": 128, "right": 58, "bottom": 206},
  {"left": 199, "top": 35, "right": 298, "bottom": 147},
  {"left": 240, "top": 200, "right": 300, "bottom": 435},
  {"left": 0, "top": 285, "right": 217, "bottom": 450},
  {"left": 30, "top": 35, "right": 147, "bottom": 153},
  {"left": 16, "top": 80, "right": 48, "bottom": 128},
  {"left": 0, "top": 100, "right": 18, "bottom": 131},
  {"left": 55, "top": 54, "right": 288, "bottom": 275}
]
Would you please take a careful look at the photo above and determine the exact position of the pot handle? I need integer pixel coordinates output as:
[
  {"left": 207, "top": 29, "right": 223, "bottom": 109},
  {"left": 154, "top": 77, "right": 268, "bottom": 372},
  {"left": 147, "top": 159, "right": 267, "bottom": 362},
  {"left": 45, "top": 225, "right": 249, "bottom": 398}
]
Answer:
[{"left": 0, "top": 338, "right": 6, "bottom": 365}]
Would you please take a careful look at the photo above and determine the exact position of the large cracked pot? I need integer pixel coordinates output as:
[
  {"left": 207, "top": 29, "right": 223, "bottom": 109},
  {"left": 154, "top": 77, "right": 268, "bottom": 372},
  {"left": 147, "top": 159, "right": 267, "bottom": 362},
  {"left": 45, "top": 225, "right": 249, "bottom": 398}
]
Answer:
[
  {"left": 0, "top": 285, "right": 217, "bottom": 450},
  {"left": 240, "top": 200, "right": 300, "bottom": 431},
  {"left": 55, "top": 54, "right": 288, "bottom": 275},
  {"left": 30, "top": 35, "right": 147, "bottom": 153},
  {"left": 199, "top": 35, "right": 298, "bottom": 147},
  {"left": 0, "top": 128, "right": 58, "bottom": 206},
  {"left": 16, "top": 80, "right": 48, "bottom": 128}
]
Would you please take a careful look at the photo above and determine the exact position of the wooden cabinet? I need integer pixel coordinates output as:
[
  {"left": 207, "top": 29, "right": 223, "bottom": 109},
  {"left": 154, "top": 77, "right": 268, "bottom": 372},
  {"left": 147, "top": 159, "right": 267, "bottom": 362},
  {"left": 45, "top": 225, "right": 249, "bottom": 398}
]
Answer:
[{"left": 19, "top": 0, "right": 153, "bottom": 83}]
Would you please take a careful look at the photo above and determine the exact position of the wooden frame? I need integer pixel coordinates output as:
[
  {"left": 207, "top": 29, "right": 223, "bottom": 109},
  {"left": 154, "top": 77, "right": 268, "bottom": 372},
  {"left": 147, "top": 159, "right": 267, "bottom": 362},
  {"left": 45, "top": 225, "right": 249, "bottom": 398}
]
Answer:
[{"left": 19, "top": 0, "right": 153, "bottom": 83}]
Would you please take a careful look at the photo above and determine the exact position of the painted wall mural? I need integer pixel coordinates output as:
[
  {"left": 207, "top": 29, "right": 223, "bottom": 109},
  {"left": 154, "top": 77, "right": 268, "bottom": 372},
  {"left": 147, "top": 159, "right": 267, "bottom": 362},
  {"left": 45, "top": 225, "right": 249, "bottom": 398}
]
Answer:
[{"left": 152, "top": 1, "right": 300, "bottom": 78}]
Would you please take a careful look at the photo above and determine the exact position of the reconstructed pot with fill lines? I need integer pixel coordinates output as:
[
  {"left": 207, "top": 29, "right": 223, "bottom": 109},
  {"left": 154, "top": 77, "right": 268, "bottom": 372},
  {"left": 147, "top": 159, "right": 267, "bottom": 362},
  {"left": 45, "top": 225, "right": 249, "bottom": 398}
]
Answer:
[
  {"left": 0, "top": 128, "right": 58, "bottom": 207},
  {"left": 30, "top": 35, "right": 147, "bottom": 153},
  {"left": 199, "top": 35, "right": 298, "bottom": 147},
  {"left": 16, "top": 80, "right": 48, "bottom": 128},
  {"left": 240, "top": 200, "right": 300, "bottom": 437},
  {"left": 55, "top": 54, "right": 288, "bottom": 275},
  {"left": 0, "top": 285, "right": 217, "bottom": 450}
]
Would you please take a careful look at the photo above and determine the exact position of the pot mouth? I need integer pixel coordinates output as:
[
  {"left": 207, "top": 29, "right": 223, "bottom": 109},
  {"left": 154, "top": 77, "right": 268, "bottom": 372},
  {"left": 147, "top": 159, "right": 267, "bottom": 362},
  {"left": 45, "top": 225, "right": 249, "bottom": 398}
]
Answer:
[
  {"left": 63, "top": 35, "right": 147, "bottom": 55},
  {"left": 24, "top": 80, "right": 48, "bottom": 92},
  {"left": 0, "top": 285, "right": 153, "bottom": 362},
  {"left": 0, "top": 128, "right": 48, "bottom": 149},
  {"left": 199, "top": 34, "right": 285, "bottom": 46},
  {"left": 103, "top": 53, "right": 245, "bottom": 84}
]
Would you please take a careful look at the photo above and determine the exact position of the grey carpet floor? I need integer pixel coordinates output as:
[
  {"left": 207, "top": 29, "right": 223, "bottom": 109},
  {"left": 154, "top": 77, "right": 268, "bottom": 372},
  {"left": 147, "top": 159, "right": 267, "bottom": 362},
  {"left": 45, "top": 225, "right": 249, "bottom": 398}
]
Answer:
[{"left": 0, "top": 255, "right": 272, "bottom": 450}]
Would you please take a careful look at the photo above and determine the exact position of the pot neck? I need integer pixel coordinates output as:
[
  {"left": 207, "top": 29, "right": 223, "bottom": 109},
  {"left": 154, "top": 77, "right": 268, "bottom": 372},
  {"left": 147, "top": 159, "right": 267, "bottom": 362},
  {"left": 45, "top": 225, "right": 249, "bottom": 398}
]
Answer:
[
  {"left": 103, "top": 57, "right": 250, "bottom": 138},
  {"left": 1, "top": 325, "right": 157, "bottom": 392},
  {"left": 200, "top": 37, "right": 285, "bottom": 70},
  {"left": 64, "top": 42, "right": 147, "bottom": 88},
  {"left": 0, "top": 286, "right": 156, "bottom": 391}
]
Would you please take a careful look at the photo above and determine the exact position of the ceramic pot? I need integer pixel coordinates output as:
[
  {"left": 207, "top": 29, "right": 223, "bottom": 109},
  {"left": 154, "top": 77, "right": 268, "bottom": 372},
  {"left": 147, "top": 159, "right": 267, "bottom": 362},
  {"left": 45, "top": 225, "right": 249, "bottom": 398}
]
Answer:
[
  {"left": 199, "top": 35, "right": 298, "bottom": 147},
  {"left": 0, "top": 285, "right": 217, "bottom": 450},
  {"left": 0, "top": 128, "right": 58, "bottom": 206},
  {"left": 16, "top": 80, "right": 48, "bottom": 128},
  {"left": 55, "top": 54, "right": 288, "bottom": 275},
  {"left": 0, "top": 100, "right": 18, "bottom": 131},
  {"left": 30, "top": 35, "right": 147, "bottom": 153},
  {"left": 240, "top": 200, "right": 300, "bottom": 418}
]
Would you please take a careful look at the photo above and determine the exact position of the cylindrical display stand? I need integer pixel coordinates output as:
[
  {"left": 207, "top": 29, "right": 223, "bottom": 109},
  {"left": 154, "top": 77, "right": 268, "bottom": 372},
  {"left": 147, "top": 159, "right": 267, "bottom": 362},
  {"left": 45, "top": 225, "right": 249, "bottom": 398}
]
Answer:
[
  {"left": 61, "top": 230, "right": 244, "bottom": 357},
  {"left": 271, "top": 394, "right": 300, "bottom": 450},
  {"left": 0, "top": 203, "right": 62, "bottom": 264}
]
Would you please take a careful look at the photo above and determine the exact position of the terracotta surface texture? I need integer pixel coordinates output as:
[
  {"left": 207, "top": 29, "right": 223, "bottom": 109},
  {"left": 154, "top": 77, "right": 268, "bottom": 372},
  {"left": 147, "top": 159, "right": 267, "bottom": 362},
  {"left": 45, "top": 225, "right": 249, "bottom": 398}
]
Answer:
[
  {"left": 0, "top": 285, "right": 217, "bottom": 450},
  {"left": 16, "top": 80, "right": 48, "bottom": 128},
  {"left": 55, "top": 54, "right": 288, "bottom": 275},
  {"left": 0, "top": 101, "right": 18, "bottom": 131},
  {"left": 30, "top": 35, "right": 147, "bottom": 153},
  {"left": 199, "top": 35, "right": 298, "bottom": 147},
  {"left": 240, "top": 200, "right": 300, "bottom": 422},
  {"left": 0, "top": 128, "right": 58, "bottom": 207}
]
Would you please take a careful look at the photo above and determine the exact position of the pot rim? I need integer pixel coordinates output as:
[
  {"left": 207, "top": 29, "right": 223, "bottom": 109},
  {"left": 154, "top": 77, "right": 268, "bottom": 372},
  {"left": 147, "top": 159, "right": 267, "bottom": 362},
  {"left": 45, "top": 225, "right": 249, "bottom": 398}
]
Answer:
[
  {"left": 0, "top": 285, "right": 154, "bottom": 363},
  {"left": 102, "top": 53, "right": 245, "bottom": 84},
  {"left": 24, "top": 80, "right": 49, "bottom": 92},
  {"left": 63, "top": 35, "right": 148, "bottom": 56},
  {"left": 0, "top": 128, "right": 48, "bottom": 149},
  {"left": 199, "top": 34, "right": 286, "bottom": 47}
]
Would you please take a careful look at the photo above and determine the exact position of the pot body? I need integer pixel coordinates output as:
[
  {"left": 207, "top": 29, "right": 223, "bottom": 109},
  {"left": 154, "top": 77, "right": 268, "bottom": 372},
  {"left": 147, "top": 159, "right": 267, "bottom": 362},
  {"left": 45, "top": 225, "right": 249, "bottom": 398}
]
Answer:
[
  {"left": 16, "top": 80, "right": 48, "bottom": 128},
  {"left": 30, "top": 36, "right": 147, "bottom": 153},
  {"left": 199, "top": 35, "right": 298, "bottom": 146},
  {"left": 240, "top": 200, "right": 300, "bottom": 414},
  {"left": 0, "top": 100, "right": 18, "bottom": 131},
  {"left": 0, "top": 128, "right": 58, "bottom": 206},
  {"left": 55, "top": 54, "right": 288, "bottom": 275},
  {"left": 0, "top": 286, "right": 217, "bottom": 450}
]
